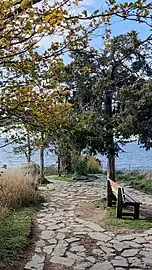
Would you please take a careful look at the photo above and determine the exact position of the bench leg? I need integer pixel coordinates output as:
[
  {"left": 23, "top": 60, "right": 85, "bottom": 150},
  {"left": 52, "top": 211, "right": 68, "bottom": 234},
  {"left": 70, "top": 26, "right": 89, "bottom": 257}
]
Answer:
[
  {"left": 134, "top": 204, "right": 140, "bottom": 219},
  {"left": 107, "top": 180, "right": 112, "bottom": 207},
  {"left": 116, "top": 188, "right": 122, "bottom": 218}
]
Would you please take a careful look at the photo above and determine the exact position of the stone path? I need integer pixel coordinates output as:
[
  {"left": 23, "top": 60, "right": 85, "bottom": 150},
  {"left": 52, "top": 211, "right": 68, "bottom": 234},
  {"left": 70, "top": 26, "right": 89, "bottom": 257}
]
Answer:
[{"left": 24, "top": 179, "right": 152, "bottom": 270}]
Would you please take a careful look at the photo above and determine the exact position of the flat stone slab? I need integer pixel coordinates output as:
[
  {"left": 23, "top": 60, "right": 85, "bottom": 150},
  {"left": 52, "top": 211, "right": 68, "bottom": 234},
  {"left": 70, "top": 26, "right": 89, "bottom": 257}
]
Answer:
[
  {"left": 70, "top": 244, "right": 86, "bottom": 253},
  {"left": 65, "top": 237, "right": 80, "bottom": 243},
  {"left": 73, "top": 261, "right": 92, "bottom": 269},
  {"left": 88, "top": 232, "right": 111, "bottom": 242},
  {"left": 121, "top": 248, "right": 138, "bottom": 257},
  {"left": 43, "top": 245, "right": 55, "bottom": 255},
  {"left": 40, "top": 230, "right": 54, "bottom": 240},
  {"left": 111, "top": 256, "right": 128, "bottom": 268},
  {"left": 90, "top": 261, "right": 113, "bottom": 270},
  {"left": 50, "top": 256, "right": 75, "bottom": 266},
  {"left": 52, "top": 240, "right": 68, "bottom": 256},
  {"left": 24, "top": 254, "right": 45, "bottom": 270},
  {"left": 66, "top": 251, "right": 84, "bottom": 262}
]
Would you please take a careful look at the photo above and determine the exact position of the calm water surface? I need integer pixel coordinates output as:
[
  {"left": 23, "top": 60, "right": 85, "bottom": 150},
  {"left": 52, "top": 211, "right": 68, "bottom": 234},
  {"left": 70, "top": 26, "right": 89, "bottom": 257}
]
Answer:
[{"left": 0, "top": 138, "right": 152, "bottom": 171}]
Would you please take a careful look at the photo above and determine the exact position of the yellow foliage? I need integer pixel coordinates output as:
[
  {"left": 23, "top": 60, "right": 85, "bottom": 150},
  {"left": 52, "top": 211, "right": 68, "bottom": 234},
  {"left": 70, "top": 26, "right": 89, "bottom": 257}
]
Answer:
[
  {"left": 86, "top": 156, "right": 102, "bottom": 174},
  {"left": 44, "top": 9, "right": 64, "bottom": 26},
  {"left": 20, "top": 0, "right": 30, "bottom": 9}
]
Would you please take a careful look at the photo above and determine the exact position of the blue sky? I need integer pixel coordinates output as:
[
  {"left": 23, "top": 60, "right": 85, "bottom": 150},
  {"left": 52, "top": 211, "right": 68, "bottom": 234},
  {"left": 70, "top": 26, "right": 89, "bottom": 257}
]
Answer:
[
  {"left": 84, "top": 0, "right": 150, "bottom": 49},
  {"left": 38, "top": 0, "right": 151, "bottom": 59}
]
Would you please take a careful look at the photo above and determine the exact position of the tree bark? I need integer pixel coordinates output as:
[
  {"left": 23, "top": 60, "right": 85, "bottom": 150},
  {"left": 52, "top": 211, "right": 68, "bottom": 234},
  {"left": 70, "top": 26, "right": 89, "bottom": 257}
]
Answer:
[
  {"left": 107, "top": 153, "right": 115, "bottom": 181},
  {"left": 105, "top": 90, "right": 116, "bottom": 181},
  {"left": 40, "top": 132, "right": 44, "bottom": 184},
  {"left": 57, "top": 154, "right": 61, "bottom": 177},
  {"left": 27, "top": 132, "right": 31, "bottom": 163}
]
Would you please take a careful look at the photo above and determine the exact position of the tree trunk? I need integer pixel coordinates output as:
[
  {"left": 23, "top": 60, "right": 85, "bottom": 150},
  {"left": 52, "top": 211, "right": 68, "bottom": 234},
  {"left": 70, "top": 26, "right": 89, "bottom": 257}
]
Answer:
[
  {"left": 27, "top": 132, "right": 31, "bottom": 163},
  {"left": 105, "top": 90, "right": 116, "bottom": 181},
  {"left": 57, "top": 154, "right": 61, "bottom": 177},
  {"left": 107, "top": 153, "right": 115, "bottom": 181},
  {"left": 40, "top": 132, "right": 44, "bottom": 184}
]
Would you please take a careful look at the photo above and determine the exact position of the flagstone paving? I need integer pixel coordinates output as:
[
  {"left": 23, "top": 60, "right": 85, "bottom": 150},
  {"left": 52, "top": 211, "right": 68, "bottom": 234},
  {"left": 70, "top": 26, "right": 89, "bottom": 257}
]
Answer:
[{"left": 24, "top": 178, "right": 152, "bottom": 270}]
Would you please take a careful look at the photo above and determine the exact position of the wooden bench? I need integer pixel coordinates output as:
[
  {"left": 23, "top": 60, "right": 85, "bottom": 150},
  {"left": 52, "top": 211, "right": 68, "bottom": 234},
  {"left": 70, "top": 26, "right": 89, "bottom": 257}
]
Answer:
[{"left": 107, "top": 179, "right": 140, "bottom": 219}]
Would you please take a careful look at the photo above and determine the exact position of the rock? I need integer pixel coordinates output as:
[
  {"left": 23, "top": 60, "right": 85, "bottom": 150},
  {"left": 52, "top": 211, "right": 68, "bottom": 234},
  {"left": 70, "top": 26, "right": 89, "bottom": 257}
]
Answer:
[
  {"left": 87, "top": 256, "right": 96, "bottom": 263},
  {"left": 52, "top": 240, "right": 68, "bottom": 256},
  {"left": 123, "top": 240, "right": 140, "bottom": 248},
  {"left": 116, "top": 235, "right": 135, "bottom": 242},
  {"left": 134, "top": 237, "right": 146, "bottom": 244},
  {"left": 128, "top": 257, "right": 142, "bottom": 267},
  {"left": 88, "top": 232, "right": 111, "bottom": 242},
  {"left": 38, "top": 225, "right": 46, "bottom": 231},
  {"left": 142, "top": 257, "right": 152, "bottom": 266},
  {"left": 48, "top": 239, "right": 57, "bottom": 245},
  {"left": 47, "top": 223, "right": 64, "bottom": 231},
  {"left": 92, "top": 248, "right": 104, "bottom": 256},
  {"left": 140, "top": 250, "right": 152, "bottom": 258},
  {"left": 70, "top": 244, "right": 86, "bottom": 253},
  {"left": 73, "top": 261, "right": 92, "bottom": 269},
  {"left": 66, "top": 251, "right": 84, "bottom": 262},
  {"left": 111, "top": 256, "right": 128, "bottom": 268},
  {"left": 56, "top": 232, "right": 66, "bottom": 240},
  {"left": 40, "top": 230, "right": 54, "bottom": 240},
  {"left": 65, "top": 237, "right": 80, "bottom": 243},
  {"left": 35, "top": 247, "right": 41, "bottom": 253},
  {"left": 36, "top": 240, "right": 46, "bottom": 247},
  {"left": 121, "top": 248, "right": 138, "bottom": 257},
  {"left": 90, "top": 261, "right": 113, "bottom": 270},
  {"left": 24, "top": 254, "right": 45, "bottom": 270},
  {"left": 85, "top": 221, "right": 105, "bottom": 232},
  {"left": 43, "top": 245, "right": 55, "bottom": 255},
  {"left": 112, "top": 242, "right": 126, "bottom": 252},
  {"left": 50, "top": 256, "right": 75, "bottom": 267},
  {"left": 145, "top": 229, "right": 152, "bottom": 235},
  {"left": 24, "top": 262, "right": 44, "bottom": 270},
  {"left": 100, "top": 246, "right": 115, "bottom": 254},
  {"left": 115, "top": 268, "right": 126, "bottom": 270}
]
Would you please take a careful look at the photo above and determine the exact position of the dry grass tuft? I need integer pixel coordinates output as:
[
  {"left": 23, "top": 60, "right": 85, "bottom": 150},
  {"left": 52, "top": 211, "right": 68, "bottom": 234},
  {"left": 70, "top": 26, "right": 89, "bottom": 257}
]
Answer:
[{"left": 0, "top": 168, "right": 40, "bottom": 213}]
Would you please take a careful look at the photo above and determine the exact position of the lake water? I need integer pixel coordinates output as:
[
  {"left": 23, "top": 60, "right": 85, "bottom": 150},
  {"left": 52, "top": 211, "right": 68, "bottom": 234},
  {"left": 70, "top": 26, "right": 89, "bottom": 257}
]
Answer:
[{"left": 0, "top": 137, "right": 152, "bottom": 171}]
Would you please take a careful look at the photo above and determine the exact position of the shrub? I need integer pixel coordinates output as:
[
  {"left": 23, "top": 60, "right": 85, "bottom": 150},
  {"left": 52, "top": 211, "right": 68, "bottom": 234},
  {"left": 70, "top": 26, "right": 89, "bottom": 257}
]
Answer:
[
  {"left": 86, "top": 156, "right": 102, "bottom": 174},
  {"left": 72, "top": 156, "right": 88, "bottom": 176},
  {"left": 0, "top": 168, "right": 41, "bottom": 210},
  {"left": 44, "top": 165, "right": 58, "bottom": 175},
  {"left": 72, "top": 155, "right": 102, "bottom": 175}
]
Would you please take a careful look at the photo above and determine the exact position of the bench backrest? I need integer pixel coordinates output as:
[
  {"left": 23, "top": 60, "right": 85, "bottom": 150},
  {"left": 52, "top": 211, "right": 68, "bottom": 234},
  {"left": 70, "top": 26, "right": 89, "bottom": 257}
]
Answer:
[{"left": 108, "top": 179, "right": 125, "bottom": 200}]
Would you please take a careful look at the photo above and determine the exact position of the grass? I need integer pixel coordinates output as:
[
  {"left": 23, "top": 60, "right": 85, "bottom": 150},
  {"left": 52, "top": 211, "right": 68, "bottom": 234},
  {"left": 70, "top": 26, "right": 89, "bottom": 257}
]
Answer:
[
  {"left": 0, "top": 208, "right": 33, "bottom": 261},
  {"left": 46, "top": 174, "right": 76, "bottom": 182},
  {"left": 116, "top": 170, "right": 152, "bottom": 193},
  {"left": 0, "top": 167, "right": 44, "bottom": 264},
  {"left": 96, "top": 199, "right": 152, "bottom": 231},
  {"left": 0, "top": 168, "right": 41, "bottom": 210}
]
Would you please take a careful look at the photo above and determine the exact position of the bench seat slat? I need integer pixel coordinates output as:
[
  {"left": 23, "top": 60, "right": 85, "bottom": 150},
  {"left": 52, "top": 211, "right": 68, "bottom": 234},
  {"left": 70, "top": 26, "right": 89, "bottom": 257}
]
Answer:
[{"left": 124, "top": 191, "right": 140, "bottom": 204}]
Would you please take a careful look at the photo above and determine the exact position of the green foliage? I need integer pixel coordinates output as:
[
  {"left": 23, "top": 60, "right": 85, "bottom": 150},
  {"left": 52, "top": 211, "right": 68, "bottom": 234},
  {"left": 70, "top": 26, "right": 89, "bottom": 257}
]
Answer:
[
  {"left": 86, "top": 156, "right": 102, "bottom": 174},
  {"left": 0, "top": 209, "right": 32, "bottom": 260},
  {"left": 72, "top": 155, "right": 102, "bottom": 175},
  {"left": 116, "top": 171, "right": 152, "bottom": 193},
  {"left": 72, "top": 156, "right": 88, "bottom": 176},
  {"left": 44, "top": 165, "right": 58, "bottom": 176}
]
